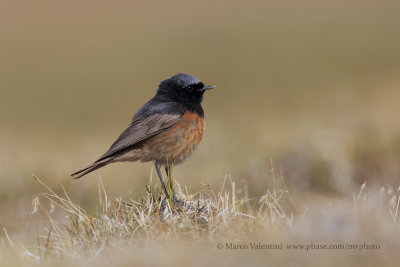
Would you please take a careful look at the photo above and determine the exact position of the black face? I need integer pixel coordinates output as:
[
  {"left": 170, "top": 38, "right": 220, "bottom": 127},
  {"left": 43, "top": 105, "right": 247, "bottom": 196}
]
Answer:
[{"left": 156, "top": 73, "right": 214, "bottom": 104}]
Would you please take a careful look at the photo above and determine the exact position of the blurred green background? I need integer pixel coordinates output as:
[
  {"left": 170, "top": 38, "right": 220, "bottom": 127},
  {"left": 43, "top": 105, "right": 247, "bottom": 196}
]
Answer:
[{"left": 1, "top": 0, "right": 400, "bottom": 232}]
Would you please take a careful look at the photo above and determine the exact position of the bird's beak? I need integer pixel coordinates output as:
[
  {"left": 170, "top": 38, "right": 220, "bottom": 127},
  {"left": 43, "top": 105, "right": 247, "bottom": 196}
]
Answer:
[{"left": 201, "top": 85, "right": 216, "bottom": 91}]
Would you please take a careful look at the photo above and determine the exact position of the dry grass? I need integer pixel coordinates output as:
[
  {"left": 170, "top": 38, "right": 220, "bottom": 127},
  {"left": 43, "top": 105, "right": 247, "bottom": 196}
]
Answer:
[
  {"left": 1, "top": 168, "right": 399, "bottom": 266},
  {"left": 19, "top": 172, "right": 292, "bottom": 260}
]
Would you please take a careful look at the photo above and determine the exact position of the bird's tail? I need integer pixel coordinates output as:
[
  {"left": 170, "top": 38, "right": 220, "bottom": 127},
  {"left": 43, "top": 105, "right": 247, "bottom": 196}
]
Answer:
[{"left": 71, "top": 157, "right": 114, "bottom": 179}]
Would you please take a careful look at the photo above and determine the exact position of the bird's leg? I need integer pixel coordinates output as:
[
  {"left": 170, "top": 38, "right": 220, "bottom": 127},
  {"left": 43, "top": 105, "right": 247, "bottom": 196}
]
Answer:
[
  {"left": 165, "top": 164, "right": 180, "bottom": 204},
  {"left": 155, "top": 164, "right": 170, "bottom": 200}
]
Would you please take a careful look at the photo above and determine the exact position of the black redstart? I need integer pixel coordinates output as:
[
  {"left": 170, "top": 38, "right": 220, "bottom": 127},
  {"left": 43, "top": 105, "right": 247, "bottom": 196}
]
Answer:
[{"left": 71, "top": 73, "right": 215, "bottom": 204}]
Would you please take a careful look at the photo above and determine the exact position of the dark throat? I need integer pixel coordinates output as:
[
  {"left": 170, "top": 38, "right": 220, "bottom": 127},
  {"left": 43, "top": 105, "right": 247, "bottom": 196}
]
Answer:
[
  {"left": 154, "top": 91, "right": 205, "bottom": 118},
  {"left": 185, "top": 102, "right": 204, "bottom": 118}
]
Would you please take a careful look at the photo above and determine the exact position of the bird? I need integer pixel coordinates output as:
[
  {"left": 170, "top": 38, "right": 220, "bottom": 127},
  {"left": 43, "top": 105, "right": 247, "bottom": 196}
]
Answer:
[{"left": 71, "top": 73, "right": 215, "bottom": 204}]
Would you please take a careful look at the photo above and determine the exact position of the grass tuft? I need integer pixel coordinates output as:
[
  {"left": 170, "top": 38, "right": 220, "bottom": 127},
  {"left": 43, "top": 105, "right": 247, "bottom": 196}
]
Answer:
[{"left": 23, "top": 173, "right": 293, "bottom": 261}]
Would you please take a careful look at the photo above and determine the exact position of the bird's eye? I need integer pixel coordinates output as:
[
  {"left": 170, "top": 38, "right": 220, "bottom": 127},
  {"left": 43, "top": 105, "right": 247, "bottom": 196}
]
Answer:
[{"left": 187, "top": 85, "right": 193, "bottom": 92}]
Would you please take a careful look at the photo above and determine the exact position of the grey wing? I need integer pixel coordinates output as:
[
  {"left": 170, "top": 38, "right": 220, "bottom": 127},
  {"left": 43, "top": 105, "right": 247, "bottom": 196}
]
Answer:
[{"left": 95, "top": 113, "right": 181, "bottom": 162}]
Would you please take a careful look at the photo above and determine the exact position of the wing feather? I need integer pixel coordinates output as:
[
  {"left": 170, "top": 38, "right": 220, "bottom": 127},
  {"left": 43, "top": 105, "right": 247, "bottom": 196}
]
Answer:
[{"left": 95, "top": 113, "right": 181, "bottom": 162}]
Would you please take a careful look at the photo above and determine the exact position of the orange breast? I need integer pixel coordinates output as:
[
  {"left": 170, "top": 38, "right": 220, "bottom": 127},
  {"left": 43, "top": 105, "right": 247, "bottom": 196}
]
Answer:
[{"left": 122, "top": 111, "right": 205, "bottom": 165}]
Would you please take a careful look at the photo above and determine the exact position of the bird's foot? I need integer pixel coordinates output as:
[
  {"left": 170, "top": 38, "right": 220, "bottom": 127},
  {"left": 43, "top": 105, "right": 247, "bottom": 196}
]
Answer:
[
  {"left": 171, "top": 195, "right": 183, "bottom": 206},
  {"left": 159, "top": 195, "right": 184, "bottom": 211}
]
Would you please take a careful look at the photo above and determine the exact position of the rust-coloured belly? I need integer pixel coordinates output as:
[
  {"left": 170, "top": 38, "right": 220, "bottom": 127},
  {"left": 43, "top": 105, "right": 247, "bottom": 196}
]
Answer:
[{"left": 118, "top": 111, "right": 205, "bottom": 165}]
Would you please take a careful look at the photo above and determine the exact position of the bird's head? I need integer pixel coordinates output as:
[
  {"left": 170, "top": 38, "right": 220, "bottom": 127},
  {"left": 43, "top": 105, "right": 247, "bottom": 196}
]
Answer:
[{"left": 157, "top": 73, "right": 215, "bottom": 103}]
